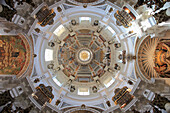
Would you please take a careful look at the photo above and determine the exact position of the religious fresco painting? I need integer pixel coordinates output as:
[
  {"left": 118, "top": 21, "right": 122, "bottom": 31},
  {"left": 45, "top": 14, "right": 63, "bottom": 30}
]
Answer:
[
  {"left": 0, "top": 34, "right": 31, "bottom": 78},
  {"left": 154, "top": 41, "right": 170, "bottom": 78}
]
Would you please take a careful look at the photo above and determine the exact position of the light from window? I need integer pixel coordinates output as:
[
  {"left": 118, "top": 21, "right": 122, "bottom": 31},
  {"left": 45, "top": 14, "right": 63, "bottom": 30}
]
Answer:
[
  {"left": 80, "top": 17, "right": 91, "bottom": 22},
  {"left": 78, "top": 88, "right": 90, "bottom": 95},
  {"left": 53, "top": 77, "right": 62, "bottom": 87},
  {"left": 104, "top": 77, "right": 115, "bottom": 88},
  {"left": 45, "top": 49, "right": 53, "bottom": 61},
  {"left": 141, "top": 19, "right": 152, "bottom": 31},
  {"left": 107, "top": 26, "right": 115, "bottom": 34},
  {"left": 53, "top": 25, "right": 65, "bottom": 37}
]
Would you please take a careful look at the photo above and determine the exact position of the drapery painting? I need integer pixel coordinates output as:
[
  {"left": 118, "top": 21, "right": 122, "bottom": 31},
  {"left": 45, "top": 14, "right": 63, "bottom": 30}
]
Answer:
[{"left": 0, "top": 34, "right": 31, "bottom": 78}]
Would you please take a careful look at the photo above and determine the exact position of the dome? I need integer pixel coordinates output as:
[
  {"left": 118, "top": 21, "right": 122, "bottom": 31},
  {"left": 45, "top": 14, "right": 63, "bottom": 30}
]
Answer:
[{"left": 0, "top": 0, "right": 170, "bottom": 113}]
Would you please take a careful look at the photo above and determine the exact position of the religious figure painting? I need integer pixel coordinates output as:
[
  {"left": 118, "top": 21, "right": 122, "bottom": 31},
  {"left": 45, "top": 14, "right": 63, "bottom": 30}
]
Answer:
[
  {"left": 0, "top": 35, "right": 31, "bottom": 78},
  {"left": 154, "top": 41, "right": 170, "bottom": 78}
]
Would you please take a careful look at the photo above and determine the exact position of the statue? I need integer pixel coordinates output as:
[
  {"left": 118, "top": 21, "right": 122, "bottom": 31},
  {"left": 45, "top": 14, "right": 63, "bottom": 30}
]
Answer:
[
  {"left": 150, "top": 93, "right": 170, "bottom": 110},
  {"left": 0, "top": 5, "right": 17, "bottom": 21},
  {"left": 0, "top": 90, "right": 14, "bottom": 106}
]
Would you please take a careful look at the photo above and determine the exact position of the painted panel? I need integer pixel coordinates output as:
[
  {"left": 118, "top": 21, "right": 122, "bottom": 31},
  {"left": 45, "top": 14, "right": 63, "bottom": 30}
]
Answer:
[{"left": 0, "top": 34, "right": 31, "bottom": 78}]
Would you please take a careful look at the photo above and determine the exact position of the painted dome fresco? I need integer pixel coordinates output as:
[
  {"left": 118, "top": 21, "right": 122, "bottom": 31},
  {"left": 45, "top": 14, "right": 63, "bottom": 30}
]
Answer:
[{"left": 0, "top": 0, "right": 170, "bottom": 113}]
